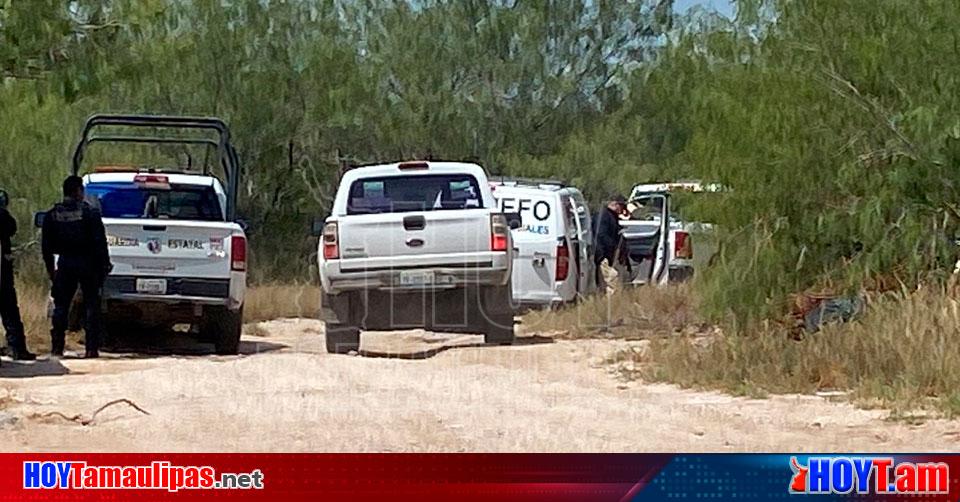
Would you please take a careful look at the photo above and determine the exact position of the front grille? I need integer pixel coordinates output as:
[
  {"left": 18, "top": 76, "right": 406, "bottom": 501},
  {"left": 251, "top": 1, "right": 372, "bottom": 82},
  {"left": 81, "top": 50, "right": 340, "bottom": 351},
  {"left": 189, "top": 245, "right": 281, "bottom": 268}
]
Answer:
[{"left": 105, "top": 276, "right": 230, "bottom": 298}]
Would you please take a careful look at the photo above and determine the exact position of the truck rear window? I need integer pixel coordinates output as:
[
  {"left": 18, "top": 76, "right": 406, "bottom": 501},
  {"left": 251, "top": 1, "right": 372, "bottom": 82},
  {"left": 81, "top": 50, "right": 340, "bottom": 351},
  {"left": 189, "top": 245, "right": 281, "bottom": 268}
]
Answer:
[
  {"left": 85, "top": 182, "right": 224, "bottom": 221},
  {"left": 347, "top": 174, "right": 484, "bottom": 215}
]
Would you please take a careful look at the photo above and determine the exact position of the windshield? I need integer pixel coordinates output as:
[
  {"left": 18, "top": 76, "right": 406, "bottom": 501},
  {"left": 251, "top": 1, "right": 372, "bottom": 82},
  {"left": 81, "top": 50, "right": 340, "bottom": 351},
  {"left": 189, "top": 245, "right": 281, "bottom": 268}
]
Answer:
[
  {"left": 347, "top": 174, "right": 484, "bottom": 215},
  {"left": 85, "top": 182, "right": 224, "bottom": 221}
]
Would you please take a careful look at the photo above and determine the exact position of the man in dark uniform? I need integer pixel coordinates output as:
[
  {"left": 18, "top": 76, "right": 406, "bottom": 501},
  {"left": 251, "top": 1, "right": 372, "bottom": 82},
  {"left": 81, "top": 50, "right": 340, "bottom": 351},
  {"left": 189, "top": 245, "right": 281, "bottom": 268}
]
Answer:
[
  {"left": 42, "top": 176, "right": 112, "bottom": 358},
  {"left": 0, "top": 190, "right": 36, "bottom": 362},
  {"left": 593, "top": 194, "right": 627, "bottom": 293}
]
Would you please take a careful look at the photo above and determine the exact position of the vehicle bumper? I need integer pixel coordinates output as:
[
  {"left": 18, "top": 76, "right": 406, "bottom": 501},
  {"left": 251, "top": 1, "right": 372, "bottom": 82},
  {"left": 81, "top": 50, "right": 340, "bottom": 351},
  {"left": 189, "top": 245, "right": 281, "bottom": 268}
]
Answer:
[
  {"left": 512, "top": 290, "right": 565, "bottom": 308},
  {"left": 668, "top": 264, "right": 695, "bottom": 282},
  {"left": 321, "top": 255, "right": 511, "bottom": 294},
  {"left": 103, "top": 275, "right": 242, "bottom": 310}
]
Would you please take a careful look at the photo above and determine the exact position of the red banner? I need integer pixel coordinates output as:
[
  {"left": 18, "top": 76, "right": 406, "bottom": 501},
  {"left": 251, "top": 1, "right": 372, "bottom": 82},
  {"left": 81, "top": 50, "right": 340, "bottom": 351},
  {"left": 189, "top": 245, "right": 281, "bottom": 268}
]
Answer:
[{"left": 0, "top": 454, "right": 671, "bottom": 501}]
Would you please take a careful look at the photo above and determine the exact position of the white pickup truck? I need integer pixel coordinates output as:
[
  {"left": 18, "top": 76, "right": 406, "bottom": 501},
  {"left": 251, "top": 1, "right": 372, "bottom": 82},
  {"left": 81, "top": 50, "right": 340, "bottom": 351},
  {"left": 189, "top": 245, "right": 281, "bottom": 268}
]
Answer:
[
  {"left": 317, "top": 161, "right": 518, "bottom": 354},
  {"left": 60, "top": 115, "right": 247, "bottom": 354},
  {"left": 619, "top": 183, "right": 706, "bottom": 285}
]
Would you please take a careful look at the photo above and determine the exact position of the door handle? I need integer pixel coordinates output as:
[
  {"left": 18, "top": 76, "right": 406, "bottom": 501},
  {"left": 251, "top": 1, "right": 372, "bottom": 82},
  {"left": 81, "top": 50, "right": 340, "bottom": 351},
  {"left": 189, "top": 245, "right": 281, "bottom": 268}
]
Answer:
[{"left": 403, "top": 215, "right": 426, "bottom": 231}]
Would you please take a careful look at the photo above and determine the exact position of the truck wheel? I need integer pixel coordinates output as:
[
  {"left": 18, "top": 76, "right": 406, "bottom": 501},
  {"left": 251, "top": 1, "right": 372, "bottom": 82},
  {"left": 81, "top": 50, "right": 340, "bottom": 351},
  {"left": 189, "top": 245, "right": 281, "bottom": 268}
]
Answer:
[
  {"left": 322, "top": 292, "right": 362, "bottom": 354},
  {"left": 481, "top": 286, "right": 515, "bottom": 345},
  {"left": 206, "top": 306, "right": 243, "bottom": 355},
  {"left": 103, "top": 321, "right": 129, "bottom": 350},
  {"left": 325, "top": 324, "right": 360, "bottom": 354},
  {"left": 484, "top": 314, "right": 515, "bottom": 345}
]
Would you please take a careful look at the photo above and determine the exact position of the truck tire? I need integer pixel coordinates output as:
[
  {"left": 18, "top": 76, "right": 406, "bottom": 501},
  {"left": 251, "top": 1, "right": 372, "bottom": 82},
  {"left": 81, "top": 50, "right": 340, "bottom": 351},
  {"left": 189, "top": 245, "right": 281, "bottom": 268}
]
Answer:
[
  {"left": 325, "top": 324, "right": 360, "bottom": 354},
  {"left": 103, "top": 320, "right": 129, "bottom": 350},
  {"left": 480, "top": 286, "right": 515, "bottom": 345},
  {"left": 205, "top": 306, "right": 243, "bottom": 355},
  {"left": 322, "top": 292, "right": 361, "bottom": 354}
]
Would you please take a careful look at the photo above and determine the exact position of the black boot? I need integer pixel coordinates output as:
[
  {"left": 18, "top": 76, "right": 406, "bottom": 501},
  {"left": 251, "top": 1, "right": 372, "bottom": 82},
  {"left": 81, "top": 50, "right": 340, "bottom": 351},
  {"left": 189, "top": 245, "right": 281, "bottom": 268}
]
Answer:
[
  {"left": 51, "top": 335, "right": 65, "bottom": 358},
  {"left": 11, "top": 345, "right": 36, "bottom": 361},
  {"left": 84, "top": 348, "right": 99, "bottom": 359}
]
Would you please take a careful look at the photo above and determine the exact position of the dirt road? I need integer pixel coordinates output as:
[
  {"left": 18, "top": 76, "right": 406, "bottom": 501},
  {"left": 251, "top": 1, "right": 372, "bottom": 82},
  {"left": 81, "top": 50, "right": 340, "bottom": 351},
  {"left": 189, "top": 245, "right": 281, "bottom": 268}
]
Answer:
[{"left": 1, "top": 319, "right": 958, "bottom": 452}]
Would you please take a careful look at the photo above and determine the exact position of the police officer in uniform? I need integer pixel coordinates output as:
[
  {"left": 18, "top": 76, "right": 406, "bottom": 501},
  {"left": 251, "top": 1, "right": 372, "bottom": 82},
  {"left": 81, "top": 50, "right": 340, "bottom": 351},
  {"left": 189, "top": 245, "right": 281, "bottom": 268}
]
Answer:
[
  {"left": 42, "top": 176, "right": 112, "bottom": 358},
  {"left": 0, "top": 190, "right": 36, "bottom": 362}
]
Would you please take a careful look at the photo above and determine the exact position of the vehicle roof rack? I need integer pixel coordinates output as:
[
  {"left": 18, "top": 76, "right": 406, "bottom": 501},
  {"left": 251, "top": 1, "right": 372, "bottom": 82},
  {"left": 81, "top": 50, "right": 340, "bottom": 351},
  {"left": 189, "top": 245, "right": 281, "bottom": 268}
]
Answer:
[
  {"left": 71, "top": 114, "right": 241, "bottom": 220},
  {"left": 490, "top": 176, "right": 568, "bottom": 189}
]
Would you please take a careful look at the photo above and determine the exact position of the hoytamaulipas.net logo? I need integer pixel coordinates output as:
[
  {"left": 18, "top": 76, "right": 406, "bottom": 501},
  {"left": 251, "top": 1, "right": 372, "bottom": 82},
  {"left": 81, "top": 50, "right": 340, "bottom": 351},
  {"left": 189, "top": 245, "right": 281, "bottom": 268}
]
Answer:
[
  {"left": 789, "top": 456, "right": 948, "bottom": 495},
  {"left": 23, "top": 461, "right": 264, "bottom": 492}
]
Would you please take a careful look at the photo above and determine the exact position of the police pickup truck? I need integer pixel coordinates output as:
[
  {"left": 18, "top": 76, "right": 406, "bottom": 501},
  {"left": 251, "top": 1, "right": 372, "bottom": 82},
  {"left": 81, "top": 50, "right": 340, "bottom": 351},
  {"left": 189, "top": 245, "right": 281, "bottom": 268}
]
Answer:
[
  {"left": 316, "top": 161, "right": 519, "bottom": 354},
  {"left": 48, "top": 115, "right": 247, "bottom": 354}
]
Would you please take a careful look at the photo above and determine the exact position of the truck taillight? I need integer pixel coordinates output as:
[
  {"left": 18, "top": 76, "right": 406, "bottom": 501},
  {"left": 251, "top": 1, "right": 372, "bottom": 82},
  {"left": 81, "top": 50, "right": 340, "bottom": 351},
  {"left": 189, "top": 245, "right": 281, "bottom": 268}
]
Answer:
[
  {"left": 323, "top": 222, "right": 340, "bottom": 259},
  {"left": 674, "top": 231, "right": 693, "bottom": 260},
  {"left": 490, "top": 214, "right": 509, "bottom": 252},
  {"left": 230, "top": 235, "right": 247, "bottom": 271},
  {"left": 556, "top": 239, "right": 570, "bottom": 282}
]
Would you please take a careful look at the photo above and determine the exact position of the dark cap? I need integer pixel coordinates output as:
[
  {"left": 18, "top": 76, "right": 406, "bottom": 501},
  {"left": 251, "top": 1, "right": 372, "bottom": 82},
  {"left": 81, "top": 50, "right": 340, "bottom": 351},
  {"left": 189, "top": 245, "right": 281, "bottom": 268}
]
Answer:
[{"left": 609, "top": 193, "right": 627, "bottom": 205}]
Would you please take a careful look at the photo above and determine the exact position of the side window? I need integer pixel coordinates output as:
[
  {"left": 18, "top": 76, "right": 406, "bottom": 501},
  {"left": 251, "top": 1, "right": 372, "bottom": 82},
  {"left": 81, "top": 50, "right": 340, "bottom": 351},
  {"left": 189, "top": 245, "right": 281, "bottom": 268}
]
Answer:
[
  {"left": 572, "top": 194, "right": 592, "bottom": 239},
  {"left": 561, "top": 196, "right": 577, "bottom": 238}
]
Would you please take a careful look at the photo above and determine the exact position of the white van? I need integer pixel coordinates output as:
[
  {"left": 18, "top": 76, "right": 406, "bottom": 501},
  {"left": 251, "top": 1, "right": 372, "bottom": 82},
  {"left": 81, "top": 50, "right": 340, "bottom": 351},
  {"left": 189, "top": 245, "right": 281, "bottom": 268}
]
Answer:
[{"left": 491, "top": 179, "right": 594, "bottom": 308}]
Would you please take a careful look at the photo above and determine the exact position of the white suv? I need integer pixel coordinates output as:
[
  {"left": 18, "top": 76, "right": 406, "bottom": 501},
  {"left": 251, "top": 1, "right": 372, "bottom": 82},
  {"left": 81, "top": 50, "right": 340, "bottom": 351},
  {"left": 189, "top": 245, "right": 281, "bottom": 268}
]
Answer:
[{"left": 317, "top": 161, "right": 518, "bottom": 354}]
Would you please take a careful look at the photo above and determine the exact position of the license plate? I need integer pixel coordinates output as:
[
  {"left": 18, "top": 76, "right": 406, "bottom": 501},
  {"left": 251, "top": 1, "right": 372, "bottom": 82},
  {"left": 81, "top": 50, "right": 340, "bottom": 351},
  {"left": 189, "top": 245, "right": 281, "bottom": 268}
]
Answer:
[
  {"left": 399, "top": 271, "right": 435, "bottom": 286},
  {"left": 136, "top": 278, "right": 168, "bottom": 295}
]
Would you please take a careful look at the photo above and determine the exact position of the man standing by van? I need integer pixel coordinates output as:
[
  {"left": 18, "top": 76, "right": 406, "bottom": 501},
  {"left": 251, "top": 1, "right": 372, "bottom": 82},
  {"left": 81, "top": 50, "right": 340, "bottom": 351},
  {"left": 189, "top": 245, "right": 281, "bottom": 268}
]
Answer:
[
  {"left": 42, "top": 176, "right": 112, "bottom": 358},
  {"left": 594, "top": 194, "right": 626, "bottom": 293},
  {"left": 0, "top": 190, "right": 36, "bottom": 362}
]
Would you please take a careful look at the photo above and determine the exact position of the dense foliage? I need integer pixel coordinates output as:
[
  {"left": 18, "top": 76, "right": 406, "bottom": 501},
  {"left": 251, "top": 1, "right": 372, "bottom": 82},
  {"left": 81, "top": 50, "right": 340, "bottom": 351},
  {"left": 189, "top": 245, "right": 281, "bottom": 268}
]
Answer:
[{"left": 3, "top": 0, "right": 959, "bottom": 323}]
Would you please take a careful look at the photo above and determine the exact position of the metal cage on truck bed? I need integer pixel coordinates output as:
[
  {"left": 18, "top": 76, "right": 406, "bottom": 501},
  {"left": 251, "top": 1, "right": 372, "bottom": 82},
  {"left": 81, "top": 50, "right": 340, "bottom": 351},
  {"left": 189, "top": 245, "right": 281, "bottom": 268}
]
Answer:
[{"left": 71, "top": 114, "right": 242, "bottom": 220}]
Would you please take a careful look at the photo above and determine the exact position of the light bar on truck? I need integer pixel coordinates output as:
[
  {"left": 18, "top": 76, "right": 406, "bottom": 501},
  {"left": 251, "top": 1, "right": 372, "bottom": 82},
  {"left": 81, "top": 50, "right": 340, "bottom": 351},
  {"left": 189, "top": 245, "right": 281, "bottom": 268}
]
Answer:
[
  {"left": 134, "top": 174, "right": 171, "bottom": 189},
  {"left": 93, "top": 165, "right": 138, "bottom": 173},
  {"left": 398, "top": 161, "right": 429, "bottom": 170}
]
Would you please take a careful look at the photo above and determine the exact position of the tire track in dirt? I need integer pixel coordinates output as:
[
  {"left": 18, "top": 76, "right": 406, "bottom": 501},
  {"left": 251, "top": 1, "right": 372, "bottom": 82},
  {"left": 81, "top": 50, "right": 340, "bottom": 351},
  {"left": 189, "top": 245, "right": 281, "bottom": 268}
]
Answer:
[{"left": 1, "top": 318, "right": 958, "bottom": 452}]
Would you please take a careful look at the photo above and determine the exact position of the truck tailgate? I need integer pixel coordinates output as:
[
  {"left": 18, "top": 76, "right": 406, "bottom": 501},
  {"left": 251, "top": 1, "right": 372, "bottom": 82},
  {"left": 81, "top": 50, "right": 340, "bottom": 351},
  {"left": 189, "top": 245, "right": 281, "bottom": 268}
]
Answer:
[
  {"left": 337, "top": 210, "right": 491, "bottom": 269},
  {"left": 104, "top": 218, "right": 240, "bottom": 278}
]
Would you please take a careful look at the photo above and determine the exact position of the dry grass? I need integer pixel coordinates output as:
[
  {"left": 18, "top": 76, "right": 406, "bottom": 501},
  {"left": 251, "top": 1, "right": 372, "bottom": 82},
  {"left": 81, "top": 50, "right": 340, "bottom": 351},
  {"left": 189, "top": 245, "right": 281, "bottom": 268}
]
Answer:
[
  {"left": 243, "top": 283, "right": 321, "bottom": 322},
  {"left": 527, "top": 281, "right": 960, "bottom": 416},
  {"left": 634, "top": 285, "right": 960, "bottom": 416},
  {"left": 520, "top": 284, "right": 703, "bottom": 340},
  {"left": 19, "top": 281, "right": 52, "bottom": 352}
]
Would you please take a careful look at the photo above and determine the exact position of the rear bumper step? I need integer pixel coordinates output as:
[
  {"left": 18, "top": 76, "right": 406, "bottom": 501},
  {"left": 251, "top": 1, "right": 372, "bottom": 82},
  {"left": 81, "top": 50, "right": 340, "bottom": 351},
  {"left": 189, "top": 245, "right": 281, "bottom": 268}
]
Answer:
[{"left": 104, "top": 276, "right": 230, "bottom": 300}]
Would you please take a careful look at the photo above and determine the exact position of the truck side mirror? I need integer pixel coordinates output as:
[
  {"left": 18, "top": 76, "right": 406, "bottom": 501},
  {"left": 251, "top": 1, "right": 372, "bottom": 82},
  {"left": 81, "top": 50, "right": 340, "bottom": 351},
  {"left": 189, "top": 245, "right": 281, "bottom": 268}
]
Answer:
[
  {"left": 311, "top": 216, "right": 327, "bottom": 237},
  {"left": 33, "top": 211, "right": 45, "bottom": 228},
  {"left": 505, "top": 212, "right": 522, "bottom": 230}
]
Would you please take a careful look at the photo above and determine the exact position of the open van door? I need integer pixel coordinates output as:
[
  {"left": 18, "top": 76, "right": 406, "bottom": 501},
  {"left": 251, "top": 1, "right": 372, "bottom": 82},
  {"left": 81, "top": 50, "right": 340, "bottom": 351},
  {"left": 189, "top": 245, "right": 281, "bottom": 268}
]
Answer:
[
  {"left": 620, "top": 193, "right": 670, "bottom": 285},
  {"left": 567, "top": 192, "right": 594, "bottom": 296}
]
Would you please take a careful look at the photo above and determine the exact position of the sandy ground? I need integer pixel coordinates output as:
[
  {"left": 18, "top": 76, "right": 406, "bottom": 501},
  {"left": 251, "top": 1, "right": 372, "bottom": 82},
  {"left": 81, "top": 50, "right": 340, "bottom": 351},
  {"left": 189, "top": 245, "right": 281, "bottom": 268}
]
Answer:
[{"left": 1, "top": 319, "right": 959, "bottom": 452}]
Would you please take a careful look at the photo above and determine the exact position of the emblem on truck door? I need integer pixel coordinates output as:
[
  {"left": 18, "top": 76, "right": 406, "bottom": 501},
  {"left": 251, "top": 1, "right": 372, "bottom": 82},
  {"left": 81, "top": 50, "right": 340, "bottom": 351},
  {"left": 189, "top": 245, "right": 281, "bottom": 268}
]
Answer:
[
  {"left": 146, "top": 238, "right": 163, "bottom": 254},
  {"left": 406, "top": 238, "right": 425, "bottom": 248}
]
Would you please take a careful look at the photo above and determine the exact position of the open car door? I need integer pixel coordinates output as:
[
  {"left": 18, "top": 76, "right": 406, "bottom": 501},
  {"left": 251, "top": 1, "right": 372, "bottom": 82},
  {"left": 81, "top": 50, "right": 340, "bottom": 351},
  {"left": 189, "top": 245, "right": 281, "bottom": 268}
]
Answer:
[
  {"left": 620, "top": 193, "right": 670, "bottom": 285},
  {"left": 567, "top": 194, "right": 593, "bottom": 296}
]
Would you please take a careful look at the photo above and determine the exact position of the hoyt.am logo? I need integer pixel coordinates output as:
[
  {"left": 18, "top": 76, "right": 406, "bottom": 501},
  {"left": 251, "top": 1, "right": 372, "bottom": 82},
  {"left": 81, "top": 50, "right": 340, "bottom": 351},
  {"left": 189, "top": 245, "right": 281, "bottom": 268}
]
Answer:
[{"left": 789, "top": 457, "right": 949, "bottom": 495}]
